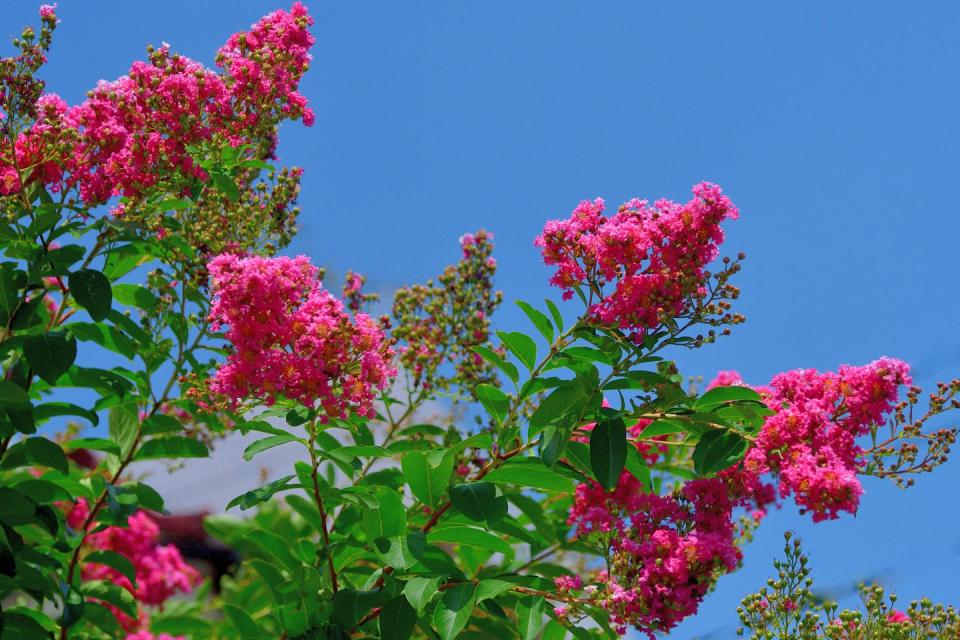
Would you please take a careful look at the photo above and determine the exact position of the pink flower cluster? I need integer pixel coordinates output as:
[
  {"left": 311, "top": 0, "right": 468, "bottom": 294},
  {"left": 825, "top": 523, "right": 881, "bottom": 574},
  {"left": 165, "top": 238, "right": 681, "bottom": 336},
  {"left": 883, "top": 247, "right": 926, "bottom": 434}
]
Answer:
[
  {"left": 1, "top": 3, "right": 314, "bottom": 205},
  {"left": 207, "top": 253, "right": 396, "bottom": 418},
  {"left": 67, "top": 500, "right": 198, "bottom": 632},
  {"left": 535, "top": 183, "right": 738, "bottom": 333},
  {"left": 216, "top": 2, "right": 316, "bottom": 128},
  {"left": 739, "top": 358, "right": 911, "bottom": 521},
  {"left": 569, "top": 472, "right": 745, "bottom": 636}
]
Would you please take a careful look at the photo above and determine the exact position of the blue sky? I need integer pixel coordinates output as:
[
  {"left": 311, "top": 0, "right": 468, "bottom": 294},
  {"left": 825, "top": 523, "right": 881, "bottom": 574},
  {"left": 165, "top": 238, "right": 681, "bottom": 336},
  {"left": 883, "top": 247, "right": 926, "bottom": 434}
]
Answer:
[{"left": 7, "top": 1, "right": 960, "bottom": 637}]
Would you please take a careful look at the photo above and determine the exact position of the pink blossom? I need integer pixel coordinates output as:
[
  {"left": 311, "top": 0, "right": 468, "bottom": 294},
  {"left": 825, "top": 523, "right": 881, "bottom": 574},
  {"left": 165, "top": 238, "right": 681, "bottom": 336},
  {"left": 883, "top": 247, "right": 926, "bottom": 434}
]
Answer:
[
  {"left": 554, "top": 575, "right": 582, "bottom": 591},
  {"left": 65, "top": 500, "right": 198, "bottom": 630},
  {"left": 887, "top": 610, "right": 910, "bottom": 623},
  {"left": 0, "top": 166, "right": 20, "bottom": 195},
  {"left": 722, "top": 358, "right": 911, "bottom": 522},
  {"left": 207, "top": 254, "right": 396, "bottom": 418},
  {"left": 569, "top": 473, "right": 743, "bottom": 636},
  {"left": 706, "top": 370, "right": 745, "bottom": 389},
  {"left": 6, "top": 4, "right": 314, "bottom": 205},
  {"left": 536, "top": 183, "right": 738, "bottom": 332}
]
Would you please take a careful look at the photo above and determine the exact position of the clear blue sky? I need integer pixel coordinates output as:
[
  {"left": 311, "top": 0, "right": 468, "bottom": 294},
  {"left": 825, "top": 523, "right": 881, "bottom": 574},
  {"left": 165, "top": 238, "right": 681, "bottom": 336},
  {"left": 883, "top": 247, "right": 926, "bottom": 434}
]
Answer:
[{"left": 8, "top": 1, "right": 960, "bottom": 637}]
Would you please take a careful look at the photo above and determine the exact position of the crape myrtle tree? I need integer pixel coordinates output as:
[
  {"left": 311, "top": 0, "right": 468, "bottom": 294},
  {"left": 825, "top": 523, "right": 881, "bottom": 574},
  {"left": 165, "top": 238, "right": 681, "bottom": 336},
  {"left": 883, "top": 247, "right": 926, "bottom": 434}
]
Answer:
[{"left": 0, "top": 4, "right": 958, "bottom": 640}]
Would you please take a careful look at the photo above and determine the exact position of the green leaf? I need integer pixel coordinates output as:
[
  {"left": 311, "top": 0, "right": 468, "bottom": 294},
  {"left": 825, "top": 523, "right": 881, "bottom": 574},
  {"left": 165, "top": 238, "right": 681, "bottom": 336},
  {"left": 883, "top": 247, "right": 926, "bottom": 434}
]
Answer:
[
  {"left": 380, "top": 595, "right": 417, "bottom": 640},
  {"left": 122, "top": 481, "right": 166, "bottom": 512},
  {"left": 637, "top": 418, "right": 688, "bottom": 438},
  {"left": 427, "top": 524, "right": 512, "bottom": 556},
  {"left": 285, "top": 406, "right": 313, "bottom": 426},
  {"left": 112, "top": 284, "right": 157, "bottom": 311},
  {"left": 0, "top": 263, "right": 26, "bottom": 323},
  {"left": 0, "top": 380, "right": 31, "bottom": 410},
  {"left": 485, "top": 459, "right": 574, "bottom": 493},
  {"left": 102, "top": 244, "right": 151, "bottom": 280},
  {"left": 563, "top": 346, "right": 612, "bottom": 366},
  {"left": 1, "top": 437, "right": 68, "bottom": 474},
  {"left": 516, "top": 595, "right": 546, "bottom": 640},
  {"left": 67, "top": 321, "right": 135, "bottom": 359},
  {"left": 285, "top": 494, "right": 326, "bottom": 532},
  {"left": 497, "top": 330, "right": 537, "bottom": 371},
  {"left": 475, "top": 579, "right": 513, "bottom": 603},
  {"left": 135, "top": 436, "right": 209, "bottom": 460},
  {"left": 83, "top": 579, "right": 138, "bottom": 618},
  {"left": 212, "top": 171, "right": 240, "bottom": 201},
  {"left": 69, "top": 269, "right": 112, "bottom": 321},
  {"left": 0, "top": 487, "right": 36, "bottom": 526},
  {"left": 141, "top": 414, "right": 181, "bottom": 435},
  {"left": 329, "top": 444, "right": 394, "bottom": 460},
  {"left": 246, "top": 529, "right": 301, "bottom": 572},
  {"left": 450, "top": 482, "right": 508, "bottom": 523},
  {"left": 529, "top": 379, "right": 591, "bottom": 429},
  {"left": 471, "top": 346, "right": 519, "bottom": 385},
  {"left": 624, "top": 446, "right": 652, "bottom": 491},
  {"left": 243, "top": 434, "right": 300, "bottom": 461},
  {"left": 0, "top": 380, "right": 34, "bottom": 434},
  {"left": 226, "top": 475, "right": 299, "bottom": 511},
  {"left": 59, "top": 366, "right": 133, "bottom": 398},
  {"left": 223, "top": 603, "right": 261, "bottom": 639},
  {"left": 432, "top": 582, "right": 477, "bottom": 640},
  {"left": 694, "top": 385, "right": 764, "bottom": 411},
  {"left": 2, "top": 611, "right": 52, "bottom": 639},
  {"left": 47, "top": 244, "right": 86, "bottom": 271},
  {"left": 692, "top": 430, "right": 749, "bottom": 476},
  {"left": 333, "top": 589, "right": 384, "bottom": 626},
  {"left": 475, "top": 383, "right": 510, "bottom": 426},
  {"left": 374, "top": 534, "right": 421, "bottom": 570},
  {"left": 63, "top": 438, "right": 120, "bottom": 457},
  {"left": 109, "top": 404, "right": 140, "bottom": 457},
  {"left": 23, "top": 332, "right": 77, "bottom": 384},
  {"left": 516, "top": 301, "right": 554, "bottom": 343},
  {"left": 538, "top": 425, "right": 568, "bottom": 467},
  {"left": 590, "top": 417, "right": 626, "bottom": 491},
  {"left": 401, "top": 451, "right": 453, "bottom": 507},
  {"left": 545, "top": 298, "right": 564, "bottom": 333},
  {"left": 81, "top": 601, "right": 122, "bottom": 637},
  {"left": 71, "top": 319, "right": 132, "bottom": 354},
  {"left": 403, "top": 576, "right": 443, "bottom": 613},
  {"left": 85, "top": 550, "right": 137, "bottom": 588},
  {"left": 34, "top": 402, "right": 98, "bottom": 426},
  {"left": 362, "top": 486, "right": 407, "bottom": 539},
  {"left": 12, "top": 478, "right": 71, "bottom": 503}
]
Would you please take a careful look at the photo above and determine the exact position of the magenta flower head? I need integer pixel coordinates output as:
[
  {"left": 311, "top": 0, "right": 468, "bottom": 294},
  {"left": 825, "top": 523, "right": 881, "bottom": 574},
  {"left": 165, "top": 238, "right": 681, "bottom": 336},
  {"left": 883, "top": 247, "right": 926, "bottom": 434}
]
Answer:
[
  {"left": 207, "top": 253, "right": 396, "bottom": 419},
  {"left": 536, "top": 183, "right": 739, "bottom": 333}
]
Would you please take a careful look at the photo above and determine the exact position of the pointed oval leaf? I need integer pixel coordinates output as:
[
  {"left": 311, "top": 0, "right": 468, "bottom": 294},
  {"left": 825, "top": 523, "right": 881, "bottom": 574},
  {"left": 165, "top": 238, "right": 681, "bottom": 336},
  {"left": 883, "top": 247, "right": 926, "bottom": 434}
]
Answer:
[
  {"left": 450, "top": 482, "right": 508, "bottom": 523},
  {"left": 24, "top": 332, "right": 77, "bottom": 384},
  {"left": 427, "top": 525, "right": 512, "bottom": 556},
  {"left": 243, "top": 434, "right": 300, "bottom": 461},
  {"left": 380, "top": 595, "right": 417, "bottom": 640},
  {"left": 516, "top": 300, "right": 554, "bottom": 343},
  {"left": 69, "top": 269, "right": 113, "bottom": 321},
  {"left": 135, "top": 437, "right": 209, "bottom": 460},
  {"left": 497, "top": 330, "right": 537, "bottom": 371},
  {"left": 589, "top": 417, "right": 626, "bottom": 490},
  {"left": 403, "top": 576, "right": 443, "bottom": 613},
  {"left": 694, "top": 385, "right": 763, "bottom": 411},
  {"left": 475, "top": 384, "right": 510, "bottom": 426},
  {"left": 432, "top": 583, "right": 477, "bottom": 640},
  {"left": 471, "top": 346, "right": 519, "bottom": 385},
  {"left": 692, "top": 430, "right": 748, "bottom": 476}
]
